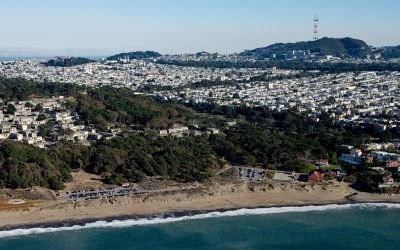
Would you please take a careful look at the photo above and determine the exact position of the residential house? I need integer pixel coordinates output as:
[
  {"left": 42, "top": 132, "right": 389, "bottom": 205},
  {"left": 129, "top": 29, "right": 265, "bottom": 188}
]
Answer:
[
  {"left": 308, "top": 171, "right": 324, "bottom": 183},
  {"left": 317, "top": 159, "right": 329, "bottom": 168}
]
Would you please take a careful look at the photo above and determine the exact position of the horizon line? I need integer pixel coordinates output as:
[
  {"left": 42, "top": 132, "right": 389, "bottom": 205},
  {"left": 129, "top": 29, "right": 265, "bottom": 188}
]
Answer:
[{"left": 0, "top": 36, "right": 398, "bottom": 57}]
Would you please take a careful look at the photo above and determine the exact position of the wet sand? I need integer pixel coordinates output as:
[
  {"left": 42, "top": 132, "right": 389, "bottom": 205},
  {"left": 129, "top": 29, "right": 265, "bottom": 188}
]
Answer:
[{"left": 0, "top": 182, "right": 399, "bottom": 230}]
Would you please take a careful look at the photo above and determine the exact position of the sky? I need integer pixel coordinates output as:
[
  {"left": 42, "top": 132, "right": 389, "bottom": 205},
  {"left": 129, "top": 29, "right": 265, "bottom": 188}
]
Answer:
[{"left": 0, "top": 0, "right": 399, "bottom": 56}]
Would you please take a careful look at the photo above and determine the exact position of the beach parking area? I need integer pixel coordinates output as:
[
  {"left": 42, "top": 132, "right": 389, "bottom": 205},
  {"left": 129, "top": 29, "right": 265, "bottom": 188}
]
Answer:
[{"left": 272, "top": 172, "right": 297, "bottom": 182}]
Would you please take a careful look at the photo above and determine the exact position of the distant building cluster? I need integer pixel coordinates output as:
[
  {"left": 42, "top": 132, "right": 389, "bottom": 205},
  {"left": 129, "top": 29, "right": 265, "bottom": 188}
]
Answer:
[
  {"left": 0, "top": 59, "right": 269, "bottom": 89},
  {"left": 160, "top": 71, "right": 400, "bottom": 132},
  {"left": 0, "top": 55, "right": 399, "bottom": 136},
  {"left": 339, "top": 143, "right": 400, "bottom": 188},
  {"left": 158, "top": 125, "right": 219, "bottom": 137},
  {"left": 0, "top": 97, "right": 118, "bottom": 148}
]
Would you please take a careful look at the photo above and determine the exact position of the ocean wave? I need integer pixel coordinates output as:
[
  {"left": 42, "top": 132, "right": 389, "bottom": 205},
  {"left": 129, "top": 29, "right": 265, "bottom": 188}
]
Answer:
[{"left": 1, "top": 203, "right": 399, "bottom": 238}]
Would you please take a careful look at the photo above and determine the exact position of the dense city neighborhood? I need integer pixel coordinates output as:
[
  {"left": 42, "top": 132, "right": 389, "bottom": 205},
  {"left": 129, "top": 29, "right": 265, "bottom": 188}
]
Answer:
[
  {"left": 0, "top": 58, "right": 269, "bottom": 89},
  {"left": 1, "top": 56, "right": 399, "bottom": 136},
  {"left": 0, "top": 48, "right": 399, "bottom": 193}
]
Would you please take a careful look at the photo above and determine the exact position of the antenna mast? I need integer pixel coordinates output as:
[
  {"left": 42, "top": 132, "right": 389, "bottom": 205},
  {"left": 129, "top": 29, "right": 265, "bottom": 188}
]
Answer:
[{"left": 313, "top": 14, "right": 319, "bottom": 40}]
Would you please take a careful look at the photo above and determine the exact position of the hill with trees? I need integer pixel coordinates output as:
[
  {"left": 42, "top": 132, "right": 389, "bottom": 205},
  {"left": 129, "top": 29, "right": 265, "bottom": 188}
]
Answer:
[
  {"left": 44, "top": 57, "right": 95, "bottom": 67},
  {"left": 157, "top": 58, "right": 400, "bottom": 72},
  {"left": 240, "top": 37, "right": 372, "bottom": 58},
  {"left": 0, "top": 78, "right": 222, "bottom": 188},
  {"left": 0, "top": 78, "right": 397, "bottom": 190},
  {"left": 381, "top": 45, "right": 400, "bottom": 59},
  {"left": 0, "top": 141, "right": 72, "bottom": 190},
  {"left": 107, "top": 51, "right": 162, "bottom": 61}
]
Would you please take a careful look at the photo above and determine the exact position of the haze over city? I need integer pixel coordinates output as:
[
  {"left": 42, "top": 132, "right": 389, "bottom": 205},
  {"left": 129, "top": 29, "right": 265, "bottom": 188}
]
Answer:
[{"left": 0, "top": 0, "right": 399, "bottom": 56}]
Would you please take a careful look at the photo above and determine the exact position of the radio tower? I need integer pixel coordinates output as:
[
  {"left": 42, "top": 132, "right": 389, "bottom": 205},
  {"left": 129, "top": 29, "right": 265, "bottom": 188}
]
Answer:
[{"left": 313, "top": 14, "right": 319, "bottom": 40}]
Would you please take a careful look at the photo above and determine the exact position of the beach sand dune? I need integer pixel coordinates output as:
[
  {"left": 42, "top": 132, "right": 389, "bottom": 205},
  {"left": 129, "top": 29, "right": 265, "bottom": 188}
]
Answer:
[{"left": 0, "top": 181, "right": 399, "bottom": 229}]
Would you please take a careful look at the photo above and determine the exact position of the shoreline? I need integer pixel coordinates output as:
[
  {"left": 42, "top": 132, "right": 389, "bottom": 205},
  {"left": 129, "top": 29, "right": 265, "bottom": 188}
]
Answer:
[
  {"left": 0, "top": 201, "right": 348, "bottom": 231},
  {"left": 1, "top": 182, "right": 400, "bottom": 232},
  {"left": 1, "top": 198, "right": 399, "bottom": 232}
]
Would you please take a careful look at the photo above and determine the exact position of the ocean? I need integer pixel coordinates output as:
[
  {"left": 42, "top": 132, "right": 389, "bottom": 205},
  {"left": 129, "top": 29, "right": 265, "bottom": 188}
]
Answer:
[{"left": 0, "top": 203, "right": 399, "bottom": 250}]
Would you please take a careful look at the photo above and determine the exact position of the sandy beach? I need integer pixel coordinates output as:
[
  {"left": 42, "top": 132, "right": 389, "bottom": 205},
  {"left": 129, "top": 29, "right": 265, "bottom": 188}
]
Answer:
[{"left": 0, "top": 180, "right": 400, "bottom": 230}]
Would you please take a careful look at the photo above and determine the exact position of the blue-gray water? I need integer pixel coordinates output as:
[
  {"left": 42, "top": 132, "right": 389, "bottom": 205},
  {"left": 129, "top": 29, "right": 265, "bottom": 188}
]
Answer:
[{"left": 0, "top": 204, "right": 400, "bottom": 250}]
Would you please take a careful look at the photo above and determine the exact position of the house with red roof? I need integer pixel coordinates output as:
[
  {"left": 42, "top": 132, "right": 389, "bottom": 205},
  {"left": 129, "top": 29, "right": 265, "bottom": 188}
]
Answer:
[
  {"left": 308, "top": 171, "right": 324, "bottom": 183},
  {"left": 317, "top": 159, "right": 329, "bottom": 168}
]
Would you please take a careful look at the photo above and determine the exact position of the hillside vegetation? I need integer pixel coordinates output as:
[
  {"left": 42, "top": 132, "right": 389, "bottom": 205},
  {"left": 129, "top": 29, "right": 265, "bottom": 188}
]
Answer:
[
  {"left": 240, "top": 37, "right": 371, "bottom": 58},
  {"left": 44, "top": 57, "right": 95, "bottom": 67},
  {"left": 382, "top": 45, "right": 400, "bottom": 59},
  {"left": 107, "top": 51, "right": 162, "bottom": 61},
  {"left": 0, "top": 78, "right": 397, "bottom": 189}
]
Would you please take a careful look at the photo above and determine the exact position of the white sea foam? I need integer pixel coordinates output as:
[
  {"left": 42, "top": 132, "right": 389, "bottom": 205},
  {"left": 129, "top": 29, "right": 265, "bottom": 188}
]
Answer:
[{"left": 1, "top": 203, "right": 399, "bottom": 238}]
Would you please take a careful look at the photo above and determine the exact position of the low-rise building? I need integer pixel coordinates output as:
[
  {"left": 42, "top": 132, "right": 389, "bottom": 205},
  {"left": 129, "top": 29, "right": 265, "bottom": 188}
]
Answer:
[{"left": 308, "top": 171, "right": 324, "bottom": 183}]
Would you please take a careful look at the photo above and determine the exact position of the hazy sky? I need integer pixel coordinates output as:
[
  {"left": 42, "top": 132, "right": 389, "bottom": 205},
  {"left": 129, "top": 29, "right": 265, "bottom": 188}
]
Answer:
[{"left": 0, "top": 0, "right": 399, "bottom": 55}]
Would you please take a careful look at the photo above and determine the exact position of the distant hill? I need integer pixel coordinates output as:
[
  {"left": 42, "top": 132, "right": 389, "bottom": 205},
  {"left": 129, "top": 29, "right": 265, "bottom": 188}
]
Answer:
[
  {"left": 107, "top": 51, "right": 162, "bottom": 61},
  {"left": 240, "top": 37, "right": 372, "bottom": 58},
  {"left": 44, "top": 57, "right": 95, "bottom": 67},
  {"left": 381, "top": 46, "right": 400, "bottom": 59}
]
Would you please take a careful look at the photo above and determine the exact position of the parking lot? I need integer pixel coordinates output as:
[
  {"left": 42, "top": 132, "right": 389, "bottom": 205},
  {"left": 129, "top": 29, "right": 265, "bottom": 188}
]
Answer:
[
  {"left": 57, "top": 182, "right": 201, "bottom": 202},
  {"left": 236, "top": 166, "right": 265, "bottom": 183},
  {"left": 229, "top": 165, "right": 303, "bottom": 184},
  {"left": 57, "top": 186, "right": 145, "bottom": 201},
  {"left": 272, "top": 172, "right": 297, "bottom": 181}
]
